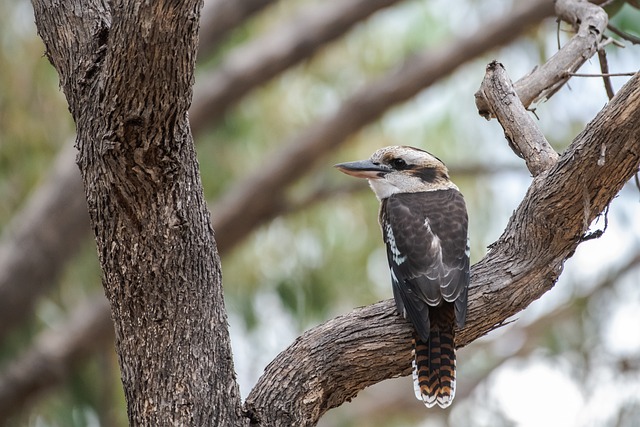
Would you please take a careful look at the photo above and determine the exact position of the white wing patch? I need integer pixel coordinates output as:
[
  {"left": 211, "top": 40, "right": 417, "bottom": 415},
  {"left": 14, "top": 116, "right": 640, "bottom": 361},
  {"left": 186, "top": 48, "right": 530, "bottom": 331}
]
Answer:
[
  {"left": 424, "top": 218, "right": 443, "bottom": 256},
  {"left": 385, "top": 223, "right": 407, "bottom": 265},
  {"left": 423, "top": 218, "right": 443, "bottom": 281}
]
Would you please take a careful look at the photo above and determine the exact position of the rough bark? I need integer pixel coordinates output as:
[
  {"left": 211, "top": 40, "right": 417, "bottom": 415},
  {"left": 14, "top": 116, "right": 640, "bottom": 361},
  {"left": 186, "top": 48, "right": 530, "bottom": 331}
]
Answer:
[
  {"left": 479, "top": 61, "right": 559, "bottom": 175},
  {"left": 30, "top": 0, "right": 245, "bottom": 425},
  {"left": 0, "top": 0, "right": 401, "bottom": 344},
  {"left": 245, "top": 71, "right": 640, "bottom": 426}
]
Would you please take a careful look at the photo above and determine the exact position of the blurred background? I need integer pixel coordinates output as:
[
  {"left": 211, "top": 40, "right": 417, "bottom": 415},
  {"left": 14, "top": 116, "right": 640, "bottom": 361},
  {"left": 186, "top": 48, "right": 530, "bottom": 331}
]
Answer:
[{"left": 1, "top": 0, "right": 639, "bottom": 425}]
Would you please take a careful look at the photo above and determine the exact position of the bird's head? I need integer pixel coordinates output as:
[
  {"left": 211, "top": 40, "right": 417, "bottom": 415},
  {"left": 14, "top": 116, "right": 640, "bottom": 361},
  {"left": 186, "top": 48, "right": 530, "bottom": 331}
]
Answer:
[{"left": 335, "top": 146, "right": 457, "bottom": 200}]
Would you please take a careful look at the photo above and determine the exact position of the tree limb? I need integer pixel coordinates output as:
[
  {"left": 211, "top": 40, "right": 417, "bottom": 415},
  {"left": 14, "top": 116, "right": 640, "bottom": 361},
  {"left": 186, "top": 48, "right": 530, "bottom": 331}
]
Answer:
[
  {"left": 0, "top": 143, "right": 90, "bottom": 339},
  {"left": 211, "top": 0, "right": 556, "bottom": 253},
  {"left": 479, "top": 61, "right": 559, "bottom": 176},
  {"left": 190, "top": 0, "right": 403, "bottom": 130},
  {"left": 244, "top": 71, "right": 640, "bottom": 427},
  {"left": 0, "top": 297, "right": 113, "bottom": 419},
  {"left": 199, "top": 0, "right": 277, "bottom": 58},
  {"left": 475, "top": 0, "right": 609, "bottom": 117}
]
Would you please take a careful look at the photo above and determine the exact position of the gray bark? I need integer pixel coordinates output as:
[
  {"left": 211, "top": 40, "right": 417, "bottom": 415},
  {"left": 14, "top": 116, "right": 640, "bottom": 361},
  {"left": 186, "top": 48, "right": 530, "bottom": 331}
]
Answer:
[{"left": 30, "top": 0, "right": 245, "bottom": 424}]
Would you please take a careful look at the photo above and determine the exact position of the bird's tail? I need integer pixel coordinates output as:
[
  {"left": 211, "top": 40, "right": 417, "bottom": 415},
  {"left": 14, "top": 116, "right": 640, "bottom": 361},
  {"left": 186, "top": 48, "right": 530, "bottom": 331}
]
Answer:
[{"left": 412, "top": 325, "right": 456, "bottom": 408}]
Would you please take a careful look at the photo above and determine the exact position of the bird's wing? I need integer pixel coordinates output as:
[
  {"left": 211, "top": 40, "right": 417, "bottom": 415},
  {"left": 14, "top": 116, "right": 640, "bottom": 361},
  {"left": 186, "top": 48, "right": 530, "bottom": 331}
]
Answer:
[{"left": 381, "top": 189, "right": 469, "bottom": 337}]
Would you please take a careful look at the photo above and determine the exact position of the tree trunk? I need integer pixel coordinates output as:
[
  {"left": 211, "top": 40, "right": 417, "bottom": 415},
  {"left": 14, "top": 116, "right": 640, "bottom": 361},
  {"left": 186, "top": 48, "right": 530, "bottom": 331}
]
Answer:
[
  {"left": 31, "top": 0, "right": 245, "bottom": 425},
  {"left": 24, "top": 0, "right": 639, "bottom": 425}
]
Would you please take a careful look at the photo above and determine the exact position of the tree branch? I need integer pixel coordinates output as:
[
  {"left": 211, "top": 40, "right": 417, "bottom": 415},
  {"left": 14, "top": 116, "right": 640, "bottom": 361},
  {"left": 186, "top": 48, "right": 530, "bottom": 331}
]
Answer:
[
  {"left": 245, "top": 71, "right": 640, "bottom": 426},
  {"left": 479, "top": 61, "right": 559, "bottom": 176},
  {"left": 190, "top": 0, "right": 403, "bottom": 130},
  {"left": 0, "top": 144, "right": 90, "bottom": 339},
  {"left": 0, "top": 297, "right": 113, "bottom": 419},
  {"left": 607, "top": 23, "right": 640, "bottom": 45},
  {"left": 211, "top": 0, "right": 556, "bottom": 253},
  {"left": 199, "top": 0, "right": 277, "bottom": 58},
  {"left": 475, "top": 0, "right": 609, "bottom": 116}
]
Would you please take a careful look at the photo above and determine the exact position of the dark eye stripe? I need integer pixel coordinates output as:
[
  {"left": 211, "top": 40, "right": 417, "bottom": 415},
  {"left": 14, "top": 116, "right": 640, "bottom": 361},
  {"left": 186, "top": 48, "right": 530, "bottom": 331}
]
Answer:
[
  {"left": 413, "top": 167, "right": 440, "bottom": 183},
  {"left": 391, "top": 158, "right": 409, "bottom": 170}
]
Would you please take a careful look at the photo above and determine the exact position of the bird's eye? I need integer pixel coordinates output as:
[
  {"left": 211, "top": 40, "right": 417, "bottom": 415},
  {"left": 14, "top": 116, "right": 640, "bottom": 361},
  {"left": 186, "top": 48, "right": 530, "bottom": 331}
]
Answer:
[{"left": 391, "top": 158, "right": 408, "bottom": 170}]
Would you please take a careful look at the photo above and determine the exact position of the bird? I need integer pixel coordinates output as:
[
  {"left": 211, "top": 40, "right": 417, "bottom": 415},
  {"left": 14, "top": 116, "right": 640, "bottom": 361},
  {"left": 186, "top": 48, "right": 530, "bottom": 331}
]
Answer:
[{"left": 335, "top": 145, "right": 469, "bottom": 408}]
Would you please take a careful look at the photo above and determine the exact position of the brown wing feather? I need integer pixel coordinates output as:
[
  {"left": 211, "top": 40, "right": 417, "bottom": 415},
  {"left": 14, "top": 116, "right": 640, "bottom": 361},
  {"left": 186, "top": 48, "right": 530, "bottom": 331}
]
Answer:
[
  {"left": 380, "top": 189, "right": 469, "bottom": 338},
  {"left": 380, "top": 189, "right": 468, "bottom": 409}
]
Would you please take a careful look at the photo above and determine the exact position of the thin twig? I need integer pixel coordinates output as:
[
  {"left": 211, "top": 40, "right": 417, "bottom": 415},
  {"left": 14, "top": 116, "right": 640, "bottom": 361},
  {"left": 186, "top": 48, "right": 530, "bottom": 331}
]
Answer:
[
  {"left": 607, "top": 23, "right": 640, "bottom": 45},
  {"left": 475, "top": 0, "right": 609, "bottom": 115},
  {"left": 567, "top": 72, "right": 636, "bottom": 77},
  {"left": 597, "top": 48, "right": 616, "bottom": 100}
]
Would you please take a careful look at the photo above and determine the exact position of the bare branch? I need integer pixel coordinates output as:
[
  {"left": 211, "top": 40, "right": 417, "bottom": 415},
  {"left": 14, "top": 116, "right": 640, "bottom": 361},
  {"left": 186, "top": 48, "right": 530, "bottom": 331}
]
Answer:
[
  {"left": 211, "top": 0, "right": 556, "bottom": 253},
  {"left": 607, "top": 23, "right": 640, "bottom": 45},
  {"left": 597, "top": 48, "right": 616, "bottom": 100},
  {"left": 199, "top": 0, "right": 277, "bottom": 58},
  {"left": 190, "top": 0, "right": 403, "bottom": 131},
  {"left": 475, "top": 0, "right": 608, "bottom": 116},
  {"left": 479, "top": 61, "right": 559, "bottom": 176},
  {"left": 245, "top": 72, "right": 640, "bottom": 426},
  {"left": 568, "top": 71, "right": 636, "bottom": 77}
]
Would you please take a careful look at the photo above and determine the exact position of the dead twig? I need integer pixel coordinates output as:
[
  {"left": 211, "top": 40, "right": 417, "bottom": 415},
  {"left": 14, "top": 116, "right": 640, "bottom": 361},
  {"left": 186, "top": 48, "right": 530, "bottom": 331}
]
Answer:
[
  {"left": 597, "top": 48, "right": 616, "bottom": 100},
  {"left": 479, "top": 61, "right": 559, "bottom": 176},
  {"left": 475, "top": 0, "right": 609, "bottom": 116}
]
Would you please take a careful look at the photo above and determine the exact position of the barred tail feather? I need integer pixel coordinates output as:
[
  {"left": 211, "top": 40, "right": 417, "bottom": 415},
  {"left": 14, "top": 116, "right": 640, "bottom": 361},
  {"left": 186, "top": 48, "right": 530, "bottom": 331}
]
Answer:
[{"left": 412, "top": 328, "right": 456, "bottom": 408}]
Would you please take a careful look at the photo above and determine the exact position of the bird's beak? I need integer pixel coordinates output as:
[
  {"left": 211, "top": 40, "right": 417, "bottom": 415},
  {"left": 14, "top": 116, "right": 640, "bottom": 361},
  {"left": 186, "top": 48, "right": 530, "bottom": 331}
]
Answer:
[{"left": 334, "top": 160, "right": 390, "bottom": 179}]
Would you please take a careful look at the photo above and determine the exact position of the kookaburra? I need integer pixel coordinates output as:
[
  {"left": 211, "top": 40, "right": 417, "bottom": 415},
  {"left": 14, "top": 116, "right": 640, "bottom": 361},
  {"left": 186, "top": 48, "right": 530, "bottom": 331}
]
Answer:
[{"left": 335, "top": 145, "right": 469, "bottom": 408}]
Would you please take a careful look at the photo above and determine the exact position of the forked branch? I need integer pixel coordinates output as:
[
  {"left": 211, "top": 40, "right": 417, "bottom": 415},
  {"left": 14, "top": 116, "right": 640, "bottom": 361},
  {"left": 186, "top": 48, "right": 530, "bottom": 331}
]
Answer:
[
  {"left": 475, "top": 0, "right": 608, "bottom": 115},
  {"left": 245, "top": 70, "right": 640, "bottom": 427}
]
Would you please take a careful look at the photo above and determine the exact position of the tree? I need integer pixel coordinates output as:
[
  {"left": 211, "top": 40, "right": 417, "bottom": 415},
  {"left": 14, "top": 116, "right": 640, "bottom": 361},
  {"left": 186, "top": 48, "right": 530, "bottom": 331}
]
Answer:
[{"left": 1, "top": 0, "right": 639, "bottom": 425}]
